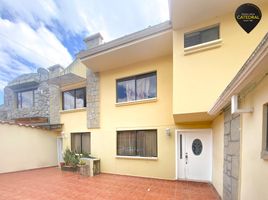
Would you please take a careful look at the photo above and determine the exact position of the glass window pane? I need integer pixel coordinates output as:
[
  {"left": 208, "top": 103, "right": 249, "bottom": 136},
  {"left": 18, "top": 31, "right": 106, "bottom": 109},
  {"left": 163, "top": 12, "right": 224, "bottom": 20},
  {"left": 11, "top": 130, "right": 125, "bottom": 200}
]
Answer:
[
  {"left": 117, "top": 131, "right": 136, "bottom": 156},
  {"left": 136, "top": 73, "right": 156, "bottom": 100},
  {"left": 76, "top": 88, "right": 85, "bottom": 108},
  {"left": 21, "top": 90, "right": 34, "bottom": 108},
  {"left": 137, "top": 130, "right": 157, "bottom": 157},
  {"left": 71, "top": 133, "right": 81, "bottom": 153},
  {"left": 184, "top": 26, "right": 219, "bottom": 48},
  {"left": 201, "top": 27, "right": 219, "bottom": 43},
  {"left": 63, "top": 90, "right": 75, "bottom": 110},
  {"left": 82, "top": 133, "right": 90, "bottom": 153},
  {"left": 117, "top": 79, "right": 135, "bottom": 103}
]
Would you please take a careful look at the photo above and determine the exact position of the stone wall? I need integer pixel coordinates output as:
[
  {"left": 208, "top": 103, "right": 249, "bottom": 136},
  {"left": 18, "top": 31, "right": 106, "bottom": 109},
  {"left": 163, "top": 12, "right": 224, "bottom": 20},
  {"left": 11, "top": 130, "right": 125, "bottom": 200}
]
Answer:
[
  {"left": 49, "top": 84, "right": 61, "bottom": 124},
  {"left": 223, "top": 107, "right": 240, "bottom": 200},
  {"left": 86, "top": 68, "right": 100, "bottom": 128},
  {"left": 0, "top": 68, "right": 53, "bottom": 122},
  {"left": 6, "top": 82, "right": 50, "bottom": 120}
]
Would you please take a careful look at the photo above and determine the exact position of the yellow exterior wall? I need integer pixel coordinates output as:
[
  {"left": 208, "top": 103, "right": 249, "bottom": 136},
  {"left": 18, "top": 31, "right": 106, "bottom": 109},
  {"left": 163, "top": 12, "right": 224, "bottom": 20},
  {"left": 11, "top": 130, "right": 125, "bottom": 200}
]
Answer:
[
  {"left": 173, "top": 3, "right": 268, "bottom": 115},
  {"left": 239, "top": 76, "right": 268, "bottom": 200},
  {"left": 0, "top": 124, "right": 58, "bottom": 173},
  {"left": 61, "top": 55, "right": 177, "bottom": 179},
  {"left": 211, "top": 114, "right": 224, "bottom": 197}
]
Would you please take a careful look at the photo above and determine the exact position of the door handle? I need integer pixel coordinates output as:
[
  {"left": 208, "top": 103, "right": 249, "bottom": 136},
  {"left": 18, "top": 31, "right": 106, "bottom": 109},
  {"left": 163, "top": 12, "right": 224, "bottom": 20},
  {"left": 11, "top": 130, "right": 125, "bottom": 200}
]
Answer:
[{"left": 185, "top": 153, "right": 188, "bottom": 164}]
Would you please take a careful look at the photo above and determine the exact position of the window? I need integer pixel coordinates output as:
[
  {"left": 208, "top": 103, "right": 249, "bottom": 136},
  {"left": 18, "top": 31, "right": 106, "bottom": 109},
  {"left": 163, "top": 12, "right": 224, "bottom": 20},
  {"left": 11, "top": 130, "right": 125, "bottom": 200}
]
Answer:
[
  {"left": 184, "top": 25, "right": 219, "bottom": 48},
  {"left": 17, "top": 89, "right": 37, "bottom": 109},
  {"left": 116, "top": 72, "right": 156, "bottom": 103},
  {"left": 71, "top": 132, "right": 90, "bottom": 154},
  {"left": 262, "top": 104, "right": 268, "bottom": 159},
  {"left": 117, "top": 130, "right": 157, "bottom": 157},
  {"left": 62, "top": 88, "right": 86, "bottom": 110}
]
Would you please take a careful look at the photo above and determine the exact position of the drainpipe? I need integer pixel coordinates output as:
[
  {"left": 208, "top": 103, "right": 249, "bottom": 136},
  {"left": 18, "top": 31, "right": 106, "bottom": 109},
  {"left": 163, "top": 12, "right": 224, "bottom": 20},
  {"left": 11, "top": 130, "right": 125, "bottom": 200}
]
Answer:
[{"left": 231, "top": 95, "right": 253, "bottom": 114}]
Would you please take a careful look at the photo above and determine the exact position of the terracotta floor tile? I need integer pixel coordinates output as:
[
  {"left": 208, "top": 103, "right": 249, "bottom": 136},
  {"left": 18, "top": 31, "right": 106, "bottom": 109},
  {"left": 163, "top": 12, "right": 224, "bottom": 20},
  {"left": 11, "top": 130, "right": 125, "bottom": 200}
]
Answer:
[{"left": 0, "top": 167, "right": 220, "bottom": 200}]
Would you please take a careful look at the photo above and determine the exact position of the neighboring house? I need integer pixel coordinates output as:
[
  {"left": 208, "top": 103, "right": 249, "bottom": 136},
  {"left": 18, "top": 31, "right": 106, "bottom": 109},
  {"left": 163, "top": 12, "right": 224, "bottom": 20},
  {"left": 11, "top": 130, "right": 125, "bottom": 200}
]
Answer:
[
  {"left": 0, "top": 59, "right": 86, "bottom": 130},
  {"left": 1, "top": 1, "right": 268, "bottom": 200}
]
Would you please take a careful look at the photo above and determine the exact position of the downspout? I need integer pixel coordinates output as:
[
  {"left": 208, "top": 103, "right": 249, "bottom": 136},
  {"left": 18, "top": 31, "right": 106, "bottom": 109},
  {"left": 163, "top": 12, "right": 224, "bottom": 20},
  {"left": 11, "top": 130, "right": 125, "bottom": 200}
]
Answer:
[{"left": 231, "top": 95, "right": 253, "bottom": 114}]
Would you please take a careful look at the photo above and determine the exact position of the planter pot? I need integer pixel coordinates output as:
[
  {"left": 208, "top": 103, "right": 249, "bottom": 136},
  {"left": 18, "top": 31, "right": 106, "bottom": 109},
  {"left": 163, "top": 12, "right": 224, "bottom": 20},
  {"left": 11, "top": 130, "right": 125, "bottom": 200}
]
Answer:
[
  {"left": 61, "top": 165, "right": 77, "bottom": 172},
  {"left": 78, "top": 165, "right": 90, "bottom": 176}
]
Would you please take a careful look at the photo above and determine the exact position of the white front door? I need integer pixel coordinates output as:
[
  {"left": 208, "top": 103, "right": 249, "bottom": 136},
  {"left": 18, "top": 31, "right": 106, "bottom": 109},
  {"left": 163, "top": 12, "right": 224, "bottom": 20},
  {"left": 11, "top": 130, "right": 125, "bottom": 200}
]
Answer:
[
  {"left": 177, "top": 130, "right": 212, "bottom": 182},
  {"left": 57, "top": 137, "right": 63, "bottom": 165}
]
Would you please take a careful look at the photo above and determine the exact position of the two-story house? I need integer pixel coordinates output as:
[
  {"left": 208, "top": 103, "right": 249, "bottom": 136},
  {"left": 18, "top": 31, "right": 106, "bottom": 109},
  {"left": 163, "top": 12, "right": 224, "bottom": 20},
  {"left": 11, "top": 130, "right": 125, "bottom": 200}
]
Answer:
[
  {"left": 1, "top": 1, "right": 268, "bottom": 199},
  {"left": 58, "top": 1, "right": 268, "bottom": 200}
]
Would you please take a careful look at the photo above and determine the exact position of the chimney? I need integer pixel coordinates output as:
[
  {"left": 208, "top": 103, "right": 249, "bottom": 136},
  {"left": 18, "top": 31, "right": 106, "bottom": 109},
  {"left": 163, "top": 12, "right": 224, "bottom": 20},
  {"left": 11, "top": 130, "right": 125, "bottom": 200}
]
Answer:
[
  {"left": 48, "top": 64, "right": 64, "bottom": 79},
  {"left": 84, "top": 33, "right": 103, "bottom": 49}
]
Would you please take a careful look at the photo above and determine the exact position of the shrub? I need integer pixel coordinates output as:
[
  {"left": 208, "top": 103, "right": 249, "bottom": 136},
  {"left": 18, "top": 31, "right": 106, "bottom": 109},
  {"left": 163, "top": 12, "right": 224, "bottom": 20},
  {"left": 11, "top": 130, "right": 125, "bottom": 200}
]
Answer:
[{"left": 63, "top": 148, "right": 79, "bottom": 167}]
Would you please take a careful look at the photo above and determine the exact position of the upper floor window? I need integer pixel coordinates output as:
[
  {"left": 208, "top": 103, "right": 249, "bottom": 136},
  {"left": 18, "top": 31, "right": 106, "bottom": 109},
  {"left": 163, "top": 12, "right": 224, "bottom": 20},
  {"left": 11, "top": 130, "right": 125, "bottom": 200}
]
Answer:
[
  {"left": 116, "top": 72, "right": 156, "bottom": 103},
  {"left": 62, "top": 87, "right": 86, "bottom": 110},
  {"left": 17, "top": 89, "right": 36, "bottom": 109},
  {"left": 184, "top": 25, "right": 219, "bottom": 48}
]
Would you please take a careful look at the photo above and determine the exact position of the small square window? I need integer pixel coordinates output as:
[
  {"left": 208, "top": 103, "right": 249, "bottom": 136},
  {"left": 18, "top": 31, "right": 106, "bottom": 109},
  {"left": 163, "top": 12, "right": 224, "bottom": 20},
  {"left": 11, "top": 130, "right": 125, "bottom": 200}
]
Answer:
[{"left": 184, "top": 25, "right": 220, "bottom": 48}]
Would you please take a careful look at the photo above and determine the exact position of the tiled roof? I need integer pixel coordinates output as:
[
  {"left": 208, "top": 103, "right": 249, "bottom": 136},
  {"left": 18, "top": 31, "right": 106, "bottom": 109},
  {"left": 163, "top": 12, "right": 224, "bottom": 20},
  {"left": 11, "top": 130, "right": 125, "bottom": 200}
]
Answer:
[{"left": 0, "top": 120, "right": 46, "bottom": 130}]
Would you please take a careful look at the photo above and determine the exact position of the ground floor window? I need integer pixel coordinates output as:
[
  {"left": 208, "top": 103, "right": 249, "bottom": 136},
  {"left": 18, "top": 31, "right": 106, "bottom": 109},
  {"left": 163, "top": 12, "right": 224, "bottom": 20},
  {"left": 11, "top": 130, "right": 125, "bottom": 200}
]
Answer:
[
  {"left": 71, "top": 132, "right": 90, "bottom": 154},
  {"left": 117, "top": 130, "right": 157, "bottom": 157}
]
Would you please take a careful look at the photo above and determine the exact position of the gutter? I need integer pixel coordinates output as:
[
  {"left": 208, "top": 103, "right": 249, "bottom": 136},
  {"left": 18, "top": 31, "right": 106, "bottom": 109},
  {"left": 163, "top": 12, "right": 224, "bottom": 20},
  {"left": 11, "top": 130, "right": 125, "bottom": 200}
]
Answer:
[{"left": 208, "top": 32, "right": 268, "bottom": 116}]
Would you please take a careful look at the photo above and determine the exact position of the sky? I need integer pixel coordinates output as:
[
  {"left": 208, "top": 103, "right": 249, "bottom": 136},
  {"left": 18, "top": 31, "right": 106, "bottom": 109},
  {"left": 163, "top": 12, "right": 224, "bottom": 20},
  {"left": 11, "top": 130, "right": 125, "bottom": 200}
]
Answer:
[{"left": 0, "top": 0, "right": 169, "bottom": 105}]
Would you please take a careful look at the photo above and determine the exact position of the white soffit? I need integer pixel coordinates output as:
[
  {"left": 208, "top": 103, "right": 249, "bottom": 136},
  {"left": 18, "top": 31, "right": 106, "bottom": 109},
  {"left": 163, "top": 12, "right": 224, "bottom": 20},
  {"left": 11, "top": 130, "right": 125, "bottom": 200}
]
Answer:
[
  {"left": 80, "top": 30, "right": 172, "bottom": 72},
  {"left": 171, "top": 0, "right": 267, "bottom": 29}
]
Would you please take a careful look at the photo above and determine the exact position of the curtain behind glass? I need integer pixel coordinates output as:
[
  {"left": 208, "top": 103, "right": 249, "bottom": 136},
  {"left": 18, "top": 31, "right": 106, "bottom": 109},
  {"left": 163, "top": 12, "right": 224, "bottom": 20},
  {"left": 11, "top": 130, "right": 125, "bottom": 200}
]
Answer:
[
  {"left": 75, "top": 88, "right": 85, "bottom": 108},
  {"left": 71, "top": 133, "right": 81, "bottom": 153},
  {"left": 137, "top": 130, "right": 157, "bottom": 157},
  {"left": 136, "top": 73, "right": 156, "bottom": 100},
  {"left": 117, "top": 79, "right": 135, "bottom": 102},
  {"left": 117, "top": 131, "right": 136, "bottom": 156},
  {"left": 81, "top": 133, "right": 90, "bottom": 153},
  {"left": 63, "top": 90, "right": 75, "bottom": 110}
]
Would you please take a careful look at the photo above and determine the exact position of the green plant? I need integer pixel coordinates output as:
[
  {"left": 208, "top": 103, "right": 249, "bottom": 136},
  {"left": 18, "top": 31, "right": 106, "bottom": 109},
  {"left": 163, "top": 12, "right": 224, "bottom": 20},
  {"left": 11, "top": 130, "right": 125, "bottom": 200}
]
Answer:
[
  {"left": 63, "top": 148, "right": 79, "bottom": 167},
  {"left": 81, "top": 151, "right": 91, "bottom": 158},
  {"left": 79, "top": 160, "right": 86, "bottom": 165}
]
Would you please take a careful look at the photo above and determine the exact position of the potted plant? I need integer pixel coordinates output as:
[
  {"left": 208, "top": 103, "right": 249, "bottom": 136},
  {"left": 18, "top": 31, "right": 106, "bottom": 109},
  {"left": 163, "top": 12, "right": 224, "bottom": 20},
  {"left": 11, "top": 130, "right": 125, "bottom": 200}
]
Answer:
[{"left": 61, "top": 148, "right": 79, "bottom": 172}]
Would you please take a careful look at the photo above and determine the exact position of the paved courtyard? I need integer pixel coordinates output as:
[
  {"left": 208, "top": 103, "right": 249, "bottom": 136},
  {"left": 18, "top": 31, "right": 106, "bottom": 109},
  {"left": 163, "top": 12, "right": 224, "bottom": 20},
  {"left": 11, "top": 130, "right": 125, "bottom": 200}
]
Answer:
[{"left": 0, "top": 167, "right": 220, "bottom": 200}]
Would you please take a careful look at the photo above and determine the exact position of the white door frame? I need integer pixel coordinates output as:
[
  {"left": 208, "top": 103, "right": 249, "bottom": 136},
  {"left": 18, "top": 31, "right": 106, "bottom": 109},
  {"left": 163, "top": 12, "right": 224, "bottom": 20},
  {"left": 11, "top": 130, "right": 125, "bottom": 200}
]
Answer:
[
  {"left": 57, "top": 136, "right": 64, "bottom": 166},
  {"left": 175, "top": 129, "right": 212, "bottom": 180}
]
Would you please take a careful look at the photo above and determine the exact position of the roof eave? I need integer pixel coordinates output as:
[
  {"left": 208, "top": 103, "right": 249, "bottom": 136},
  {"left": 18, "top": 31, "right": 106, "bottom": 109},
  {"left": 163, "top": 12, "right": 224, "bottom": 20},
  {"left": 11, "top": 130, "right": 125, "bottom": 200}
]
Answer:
[
  {"left": 208, "top": 33, "right": 268, "bottom": 116},
  {"left": 77, "top": 21, "right": 172, "bottom": 60}
]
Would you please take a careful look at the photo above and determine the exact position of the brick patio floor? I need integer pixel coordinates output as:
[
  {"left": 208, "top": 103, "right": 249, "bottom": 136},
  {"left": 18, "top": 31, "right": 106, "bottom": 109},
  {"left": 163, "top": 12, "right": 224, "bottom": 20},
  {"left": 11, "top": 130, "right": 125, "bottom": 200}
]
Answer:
[{"left": 0, "top": 167, "right": 220, "bottom": 200}]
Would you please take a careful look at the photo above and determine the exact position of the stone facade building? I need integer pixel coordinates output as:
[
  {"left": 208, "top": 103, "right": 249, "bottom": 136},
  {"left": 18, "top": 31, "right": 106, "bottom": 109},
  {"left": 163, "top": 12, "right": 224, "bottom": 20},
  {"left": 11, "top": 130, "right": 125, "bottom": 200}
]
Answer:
[{"left": 0, "top": 66, "right": 62, "bottom": 125}]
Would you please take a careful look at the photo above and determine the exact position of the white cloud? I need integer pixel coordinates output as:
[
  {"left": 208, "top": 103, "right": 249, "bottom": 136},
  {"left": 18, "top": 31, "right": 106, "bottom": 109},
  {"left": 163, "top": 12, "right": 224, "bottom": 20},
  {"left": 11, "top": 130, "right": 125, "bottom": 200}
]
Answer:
[
  {"left": 0, "top": 18, "right": 73, "bottom": 68},
  {"left": 0, "top": 0, "right": 170, "bottom": 104}
]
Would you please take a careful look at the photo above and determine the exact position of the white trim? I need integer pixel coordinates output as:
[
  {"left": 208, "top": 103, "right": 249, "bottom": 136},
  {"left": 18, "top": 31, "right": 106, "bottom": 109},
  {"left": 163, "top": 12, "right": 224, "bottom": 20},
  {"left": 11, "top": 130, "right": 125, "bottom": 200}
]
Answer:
[
  {"left": 115, "top": 156, "right": 158, "bottom": 160},
  {"left": 115, "top": 98, "right": 157, "bottom": 107},
  {"left": 208, "top": 34, "right": 268, "bottom": 115},
  {"left": 175, "top": 130, "right": 178, "bottom": 179},
  {"left": 60, "top": 107, "right": 86, "bottom": 114},
  {"left": 184, "top": 39, "right": 222, "bottom": 55}
]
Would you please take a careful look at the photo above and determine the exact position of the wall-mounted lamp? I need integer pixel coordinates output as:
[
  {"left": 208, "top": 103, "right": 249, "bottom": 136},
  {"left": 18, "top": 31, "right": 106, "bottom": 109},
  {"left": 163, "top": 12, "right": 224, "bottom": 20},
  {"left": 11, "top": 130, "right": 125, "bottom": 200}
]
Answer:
[{"left": 165, "top": 128, "right": 171, "bottom": 136}]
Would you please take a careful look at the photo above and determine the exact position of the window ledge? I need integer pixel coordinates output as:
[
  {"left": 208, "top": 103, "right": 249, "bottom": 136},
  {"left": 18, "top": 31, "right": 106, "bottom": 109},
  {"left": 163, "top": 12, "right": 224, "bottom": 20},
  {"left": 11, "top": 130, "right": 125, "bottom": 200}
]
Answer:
[
  {"left": 261, "top": 150, "right": 268, "bottom": 160},
  {"left": 184, "top": 39, "right": 222, "bottom": 55},
  {"left": 116, "top": 155, "right": 158, "bottom": 160},
  {"left": 115, "top": 98, "right": 157, "bottom": 107},
  {"left": 60, "top": 107, "right": 86, "bottom": 114}
]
